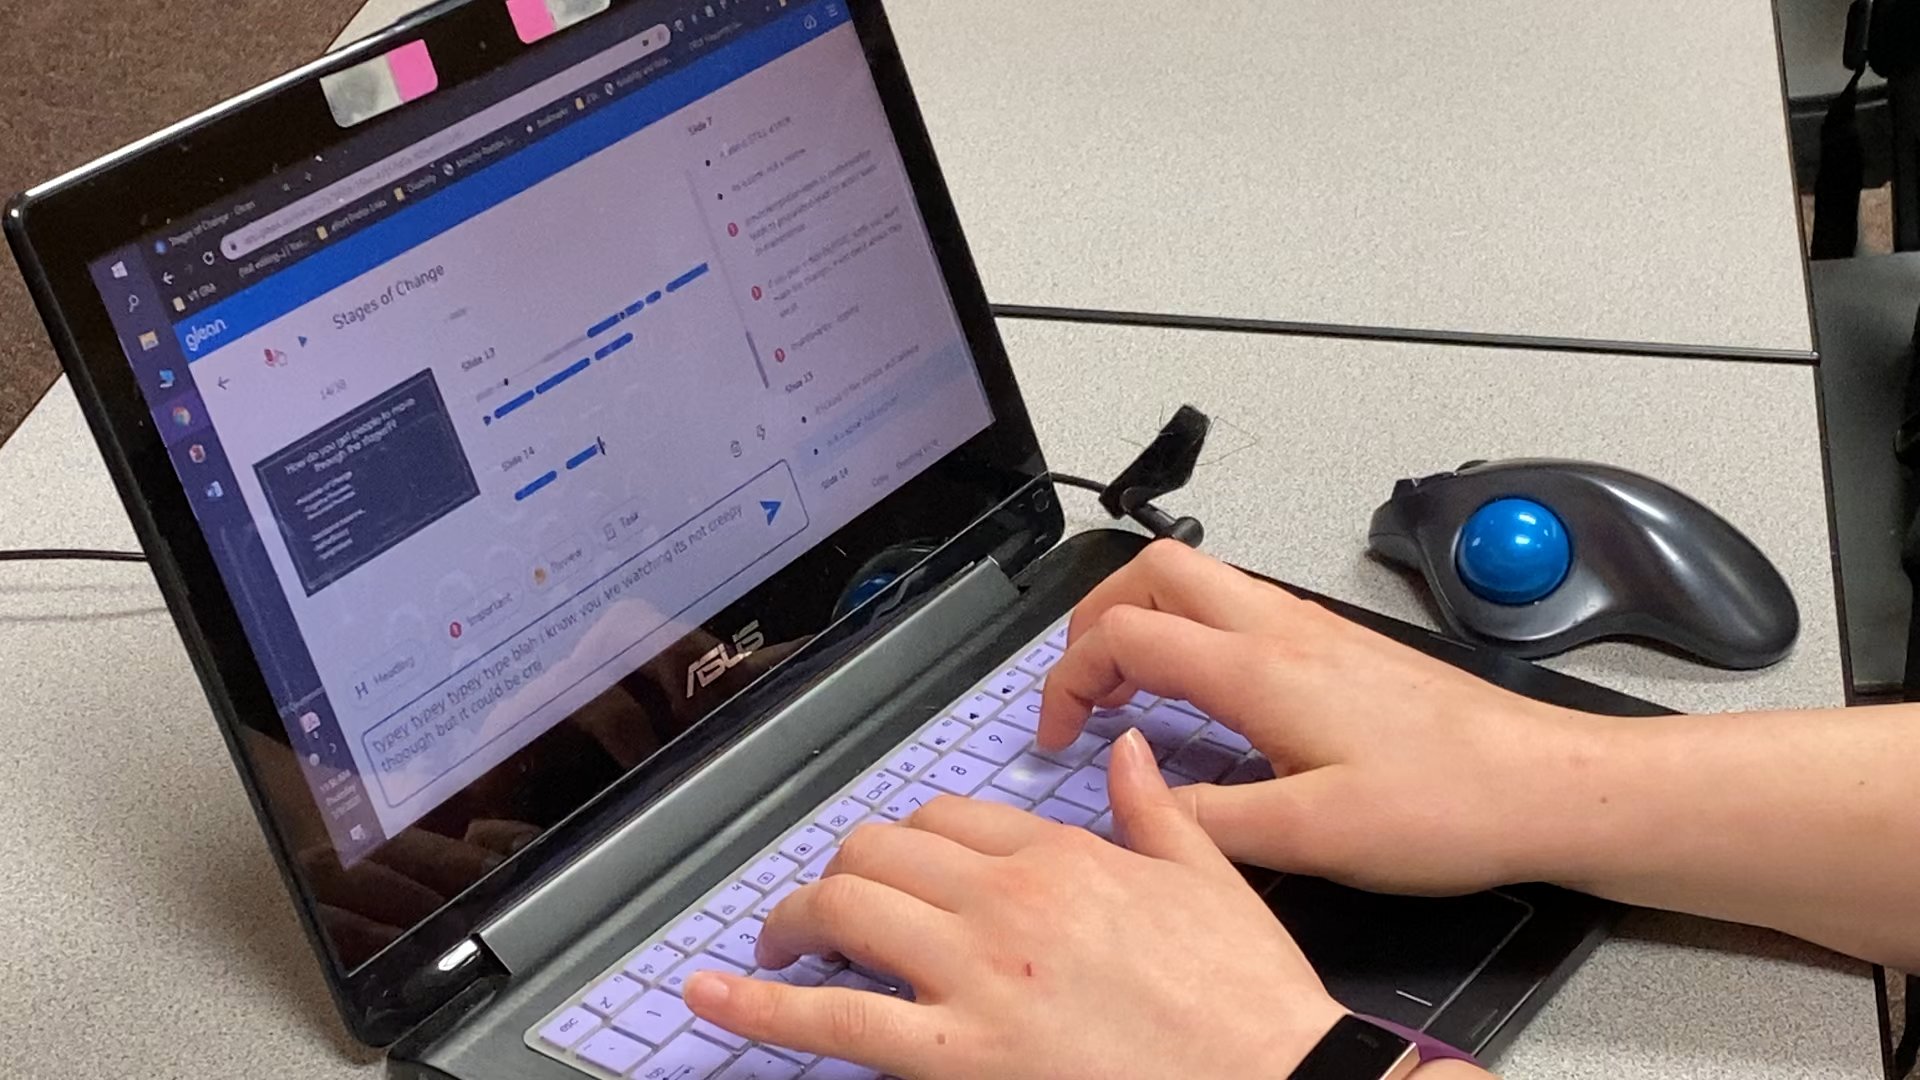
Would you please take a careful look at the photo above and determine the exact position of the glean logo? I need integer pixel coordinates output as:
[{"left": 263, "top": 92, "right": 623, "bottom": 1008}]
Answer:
[
  {"left": 183, "top": 318, "right": 229, "bottom": 355},
  {"left": 686, "top": 621, "right": 765, "bottom": 698}
]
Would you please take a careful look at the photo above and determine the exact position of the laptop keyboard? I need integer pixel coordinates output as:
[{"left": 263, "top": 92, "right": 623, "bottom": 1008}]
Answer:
[{"left": 525, "top": 617, "right": 1279, "bottom": 1079}]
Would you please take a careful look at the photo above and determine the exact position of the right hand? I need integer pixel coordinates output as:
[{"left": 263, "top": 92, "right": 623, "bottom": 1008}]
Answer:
[{"left": 1037, "top": 540, "right": 1606, "bottom": 895}]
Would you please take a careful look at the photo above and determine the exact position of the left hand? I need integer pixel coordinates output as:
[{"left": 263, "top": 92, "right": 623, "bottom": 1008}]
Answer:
[{"left": 683, "top": 729, "right": 1348, "bottom": 1079}]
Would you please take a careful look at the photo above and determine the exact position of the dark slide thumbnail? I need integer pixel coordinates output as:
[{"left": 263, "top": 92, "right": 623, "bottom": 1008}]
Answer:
[{"left": 256, "top": 369, "right": 478, "bottom": 595}]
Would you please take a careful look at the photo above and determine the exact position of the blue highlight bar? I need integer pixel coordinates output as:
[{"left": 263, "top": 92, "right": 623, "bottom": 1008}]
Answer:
[
  {"left": 623, "top": 299, "right": 646, "bottom": 317},
  {"left": 566, "top": 444, "right": 601, "bottom": 470},
  {"left": 645, "top": 291, "right": 662, "bottom": 304},
  {"left": 173, "top": 2, "right": 848, "bottom": 360},
  {"left": 665, "top": 264, "right": 709, "bottom": 293},
  {"left": 537, "top": 356, "right": 591, "bottom": 395},
  {"left": 587, "top": 314, "right": 623, "bottom": 338},
  {"left": 514, "top": 471, "right": 558, "bottom": 501},
  {"left": 494, "top": 390, "right": 536, "bottom": 419},
  {"left": 594, "top": 332, "right": 633, "bottom": 361}
]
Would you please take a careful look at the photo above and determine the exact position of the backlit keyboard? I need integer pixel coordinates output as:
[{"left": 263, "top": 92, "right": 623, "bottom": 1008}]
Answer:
[{"left": 526, "top": 618, "right": 1276, "bottom": 1080}]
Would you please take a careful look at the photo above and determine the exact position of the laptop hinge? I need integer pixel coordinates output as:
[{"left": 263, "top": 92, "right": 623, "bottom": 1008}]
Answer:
[{"left": 470, "top": 555, "right": 1021, "bottom": 974}]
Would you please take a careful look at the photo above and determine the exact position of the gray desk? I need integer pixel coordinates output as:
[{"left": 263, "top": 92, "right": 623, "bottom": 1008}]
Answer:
[
  {"left": 337, "top": 0, "right": 1816, "bottom": 357},
  {"left": 0, "top": 323, "right": 1876, "bottom": 1079}
]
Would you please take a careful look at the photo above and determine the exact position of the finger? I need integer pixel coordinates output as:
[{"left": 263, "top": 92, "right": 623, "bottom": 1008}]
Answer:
[
  {"left": 758, "top": 874, "right": 963, "bottom": 988},
  {"left": 899, "top": 793, "right": 1058, "bottom": 855},
  {"left": 685, "top": 973, "right": 931, "bottom": 1077},
  {"left": 1174, "top": 768, "right": 1350, "bottom": 873},
  {"left": 826, "top": 819, "right": 992, "bottom": 911},
  {"left": 1066, "top": 539, "right": 1297, "bottom": 648},
  {"left": 1038, "top": 606, "right": 1266, "bottom": 750},
  {"left": 1108, "top": 729, "right": 1239, "bottom": 881}
]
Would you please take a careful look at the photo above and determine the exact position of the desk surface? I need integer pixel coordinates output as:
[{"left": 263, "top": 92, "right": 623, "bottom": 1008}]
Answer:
[
  {"left": 882, "top": 0, "right": 1813, "bottom": 358},
  {"left": 0, "top": 323, "right": 1875, "bottom": 1080}
]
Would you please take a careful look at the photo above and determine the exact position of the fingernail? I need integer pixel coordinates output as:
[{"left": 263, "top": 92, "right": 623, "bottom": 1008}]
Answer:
[
  {"left": 684, "top": 972, "right": 730, "bottom": 1012},
  {"left": 1120, "top": 728, "right": 1153, "bottom": 768}
]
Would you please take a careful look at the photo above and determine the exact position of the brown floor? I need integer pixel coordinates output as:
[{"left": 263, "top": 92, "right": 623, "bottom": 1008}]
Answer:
[{"left": 0, "top": 0, "right": 358, "bottom": 445}]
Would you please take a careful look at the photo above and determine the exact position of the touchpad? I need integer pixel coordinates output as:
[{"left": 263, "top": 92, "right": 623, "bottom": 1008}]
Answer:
[{"left": 1252, "top": 873, "right": 1533, "bottom": 1028}]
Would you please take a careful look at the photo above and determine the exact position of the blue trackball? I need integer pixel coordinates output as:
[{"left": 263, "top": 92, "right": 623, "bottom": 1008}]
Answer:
[{"left": 1456, "top": 498, "right": 1572, "bottom": 605}]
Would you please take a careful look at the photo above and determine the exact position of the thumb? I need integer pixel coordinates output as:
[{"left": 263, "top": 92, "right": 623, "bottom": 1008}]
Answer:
[
  {"left": 1174, "top": 767, "right": 1349, "bottom": 873},
  {"left": 1109, "top": 729, "right": 1236, "bottom": 878}
]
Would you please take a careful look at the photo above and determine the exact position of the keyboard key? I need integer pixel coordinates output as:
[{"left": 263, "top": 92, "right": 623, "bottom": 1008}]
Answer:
[
  {"left": 924, "top": 752, "right": 994, "bottom": 796},
  {"left": 582, "top": 972, "right": 645, "bottom": 1016},
  {"left": 536, "top": 1006, "right": 599, "bottom": 1050},
  {"left": 1137, "top": 703, "right": 1208, "bottom": 752},
  {"left": 826, "top": 969, "right": 891, "bottom": 994},
  {"left": 752, "top": 881, "right": 802, "bottom": 920},
  {"left": 883, "top": 744, "right": 940, "bottom": 780},
  {"left": 1034, "top": 798, "right": 1098, "bottom": 829},
  {"left": 772, "top": 958, "right": 838, "bottom": 988},
  {"left": 708, "top": 919, "right": 764, "bottom": 970},
  {"left": 1084, "top": 705, "right": 1145, "bottom": 740},
  {"left": 879, "top": 782, "right": 942, "bottom": 819},
  {"left": 950, "top": 692, "right": 1004, "bottom": 725},
  {"left": 663, "top": 912, "right": 726, "bottom": 953},
  {"left": 1162, "top": 699, "right": 1210, "bottom": 719},
  {"left": 660, "top": 951, "right": 749, "bottom": 996},
  {"left": 1037, "top": 729, "right": 1105, "bottom": 769},
  {"left": 706, "top": 882, "right": 762, "bottom": 922},
  {"left": 719, "top": 1048, "right": 808, "bottom": 1080},
  {"left": 780, "top": 826, "right": 836, "bottom": 865},
  {"left": 1224, "top": 754, "right": 1278, "bottom": 786},
  {"left": 995, "top": 690, "right": 1045, "bottom": 732},
  {"left": 795, "top": 847, "right": 837, "bottom": 886},
  {"left": 975, "top": 786, "right": 1034, "bottom": 810},
  {"left": 692, "top": 1018, "right": 750, "bottom": 1051},
  {"left": 612, "top": 989, "right": 694, "bottom": 1046},
  {"left": 1166, "top": 738, "right": 1243, "bottom": 783},
  {"left": 743, "top": 852, "right": 801, "bottom": 891},
  {"left": 984, "top": 667, "right": 1032, "bottom": 699},
  {"left": 850, "top": 771, "right": 903, "bottom": 807},
  {"left": 1015, "top": 643, "right": 1063, "bottom": 675},
  {"left": 1056, "top": 766, "right": 1111, "bottom": 812},
  {"left": 1093, "top": 744, "right": 1113, "bottom": 769},
  {"left": 962, "top": 720, "right": 1030, "bottom": 764},
  {"left": 1046, "top": 622, "right": 1070, "bottom": 649},
  {"left": 1199, "top": 722, "right": 1254, "bottom": 754},
  {"left": 991, "top": 754, "right": 1072, "bottom": 801},
  {"left": 814, "top": 798, "right": 868, "bottom": 835},
  {"left": 633, "top": 1031, "right": 734, "bottom": 1080},
  {"left": 577, "top": 1027, "right": 652, "bottom": 1074},
  {"left": 624, "top": 942, "right": 685, "bottom": 984},
  {"left": 803, "top": 1059, "right": 885, "bottom": 1080},
  {"left": 1091, "top": 812, "right": 1115, "bottom": 841},
  {"left": 918, "top": 717, "right": 971, "bottom": 752}
]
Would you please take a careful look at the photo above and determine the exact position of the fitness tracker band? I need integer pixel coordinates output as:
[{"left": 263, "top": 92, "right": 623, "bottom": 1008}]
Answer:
[{"left": 1288, "top": 1014, "right": 1481, "bottom": 1079}]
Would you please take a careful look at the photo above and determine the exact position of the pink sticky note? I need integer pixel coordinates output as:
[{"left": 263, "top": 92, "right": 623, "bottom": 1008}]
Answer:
[
  {"left": 506, "top": 0, "right": 558, "bottom": 43},
  {"left": 386, "top": 40, "right": 440, "bottom": 102}
]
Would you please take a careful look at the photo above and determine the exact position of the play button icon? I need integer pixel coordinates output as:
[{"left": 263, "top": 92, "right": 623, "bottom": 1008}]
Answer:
[{"left": 761, "top": 500, "right": 782, "bottom": 525}]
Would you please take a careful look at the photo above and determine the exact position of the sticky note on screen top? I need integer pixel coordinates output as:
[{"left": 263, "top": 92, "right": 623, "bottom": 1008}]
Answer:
[
  {"left": 319, "top": 39, "right": 440, "bottom": 129},
  {"left": 508, "top": 0, "right": 612, "bottom": 44}
]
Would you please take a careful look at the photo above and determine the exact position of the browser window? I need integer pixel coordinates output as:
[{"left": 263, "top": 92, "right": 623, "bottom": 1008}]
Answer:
[{"left": 89, "top": 0, "right": 993, "bottom": 865}]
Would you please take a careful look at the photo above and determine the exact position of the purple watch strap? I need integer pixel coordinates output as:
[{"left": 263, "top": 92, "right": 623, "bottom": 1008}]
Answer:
[{"left": 1355, "top": 1015, "right": 1482, "bottom": 1069}]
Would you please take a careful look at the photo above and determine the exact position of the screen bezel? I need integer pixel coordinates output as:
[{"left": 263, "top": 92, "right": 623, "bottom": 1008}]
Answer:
[{"left": 7, "top": 0, "right": 1057, "bottom": 1044}]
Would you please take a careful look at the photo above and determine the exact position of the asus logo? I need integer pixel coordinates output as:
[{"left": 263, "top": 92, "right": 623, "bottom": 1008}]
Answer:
[{"left": 686, "top": 621, "right": 766, "bottom": 698}]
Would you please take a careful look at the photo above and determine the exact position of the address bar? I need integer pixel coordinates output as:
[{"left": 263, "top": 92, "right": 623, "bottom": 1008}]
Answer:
[{"left": 221, "top": 23, "right": 672, "bottom": 261}]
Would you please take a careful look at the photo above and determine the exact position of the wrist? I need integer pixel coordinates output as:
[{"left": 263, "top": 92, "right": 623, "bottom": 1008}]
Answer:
[
  {"left": 1478, "top": 702, "right": 1631, "bottom": 887},
  {"left": 1411, "top": 1061, "right": 1496, "bottom": 1078}
]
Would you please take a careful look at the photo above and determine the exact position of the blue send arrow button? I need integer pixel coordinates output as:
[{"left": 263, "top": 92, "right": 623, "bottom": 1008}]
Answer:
[{"left": 761, "top": 500, "right": 782, "bottom": 525}]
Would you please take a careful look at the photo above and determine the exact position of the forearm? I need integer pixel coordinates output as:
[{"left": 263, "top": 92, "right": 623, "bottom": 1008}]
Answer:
[
  {"left": 1521, "top": 704, "right": 1920, "bottom": 968},
  {"left": 1413, "top": 1063, "right": 1496, "bottom": 1080}
]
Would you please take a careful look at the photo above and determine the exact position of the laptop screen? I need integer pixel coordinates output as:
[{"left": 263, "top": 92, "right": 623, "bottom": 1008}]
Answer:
[{"left": 81, "top": 0, "right": 993, "bottom": 936}]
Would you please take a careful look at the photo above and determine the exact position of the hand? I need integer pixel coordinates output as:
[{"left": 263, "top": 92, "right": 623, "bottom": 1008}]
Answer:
[
  {"left": 1037, "top": 540, "right": 1598, "bottom": 895},
  {"left": 684, "top": 729, "right": 1348, "bottom": 1079}
]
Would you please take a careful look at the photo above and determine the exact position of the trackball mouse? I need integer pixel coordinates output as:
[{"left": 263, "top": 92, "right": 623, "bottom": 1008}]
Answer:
[{"left": 1367, "top": 459, "right": 1798, "bottom": 669}]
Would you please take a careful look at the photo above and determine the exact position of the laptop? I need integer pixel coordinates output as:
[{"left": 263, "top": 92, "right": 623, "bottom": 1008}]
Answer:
[{"left": 6, "top": 0, "right": 1672, "bottom": 1074}]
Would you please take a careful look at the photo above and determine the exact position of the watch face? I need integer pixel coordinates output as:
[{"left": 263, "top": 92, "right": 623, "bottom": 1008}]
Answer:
[{"left": 1290, "top": 1016, "right": 1419, "bottom": 1080}]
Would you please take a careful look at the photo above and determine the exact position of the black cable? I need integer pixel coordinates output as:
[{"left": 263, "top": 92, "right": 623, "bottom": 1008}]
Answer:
[
  {"left": 0, "top": 548, "right": 147, "bottom": 564},
  {"left": 1049, "top": 472, "right": 1108, "bottom": 495}
]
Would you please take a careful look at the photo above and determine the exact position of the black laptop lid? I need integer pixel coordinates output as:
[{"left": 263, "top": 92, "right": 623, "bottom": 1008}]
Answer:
[{"left": 8, "top": 0, "right": 1053, "bottom": 1042}]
